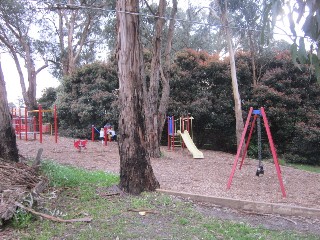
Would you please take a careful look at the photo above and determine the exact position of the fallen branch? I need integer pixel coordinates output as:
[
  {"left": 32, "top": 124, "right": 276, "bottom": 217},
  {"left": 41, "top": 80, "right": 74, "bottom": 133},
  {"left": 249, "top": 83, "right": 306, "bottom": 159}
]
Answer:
[{"left": 15, "top": 202, "right": 92, "bottom": 223}]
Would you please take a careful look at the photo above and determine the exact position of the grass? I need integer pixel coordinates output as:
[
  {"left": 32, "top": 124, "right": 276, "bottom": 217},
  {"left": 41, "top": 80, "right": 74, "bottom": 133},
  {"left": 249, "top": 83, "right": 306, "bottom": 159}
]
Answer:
[
  {"left": 277, "top": 158, "right": 320, "bottom": 173},
  {"left": 286, "top": 163, "right": 320, "bottom": 173},
  {"left": 9, "top": 160, "right": 320, "bottom": 239}
]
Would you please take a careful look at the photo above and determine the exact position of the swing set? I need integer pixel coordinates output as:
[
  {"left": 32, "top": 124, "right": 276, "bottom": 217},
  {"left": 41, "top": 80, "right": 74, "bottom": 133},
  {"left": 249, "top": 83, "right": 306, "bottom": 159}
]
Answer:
[{"left": 226, "top": 107, "right": 286, "bottom": 197}]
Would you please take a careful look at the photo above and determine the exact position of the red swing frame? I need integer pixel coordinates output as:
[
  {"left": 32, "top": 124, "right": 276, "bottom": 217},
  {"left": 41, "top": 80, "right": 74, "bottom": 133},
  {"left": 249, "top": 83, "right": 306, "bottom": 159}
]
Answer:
[{"left": 226, "top": 107, "right": 286, "bottom": 197}]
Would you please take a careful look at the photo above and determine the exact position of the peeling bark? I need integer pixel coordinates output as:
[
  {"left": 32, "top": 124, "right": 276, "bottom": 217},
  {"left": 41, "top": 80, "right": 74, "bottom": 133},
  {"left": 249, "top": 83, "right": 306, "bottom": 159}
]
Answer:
[{"left": 116, "top": 0, "right": 159, "bottom": 194}]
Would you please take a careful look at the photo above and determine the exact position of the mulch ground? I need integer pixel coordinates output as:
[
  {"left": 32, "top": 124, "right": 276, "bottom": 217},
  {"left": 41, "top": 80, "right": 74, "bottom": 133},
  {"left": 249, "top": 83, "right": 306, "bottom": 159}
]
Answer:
[{"left": 15, "top": 135, "right": 320, "bottom": 209}]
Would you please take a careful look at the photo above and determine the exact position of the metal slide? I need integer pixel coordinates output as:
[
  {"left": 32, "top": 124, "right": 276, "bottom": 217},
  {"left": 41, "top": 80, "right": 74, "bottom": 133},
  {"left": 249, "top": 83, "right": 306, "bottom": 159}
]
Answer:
[{"left": 177, "top": 130, "right": 204, "bottom": 159}]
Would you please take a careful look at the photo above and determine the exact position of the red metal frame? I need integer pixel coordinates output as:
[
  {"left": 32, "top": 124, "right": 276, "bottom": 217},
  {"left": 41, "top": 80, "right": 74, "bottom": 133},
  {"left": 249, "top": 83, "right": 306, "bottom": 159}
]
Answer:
[
  {"left": 226, "top": 107, "right": 286, "bottom": 197},
  {"left": 12, "top": 105, "right": 58, "bottom": 144},
  {"left": 54, "top": 105, "right": 58, "bottom": 143},
  {"left": 104, "top": 126, "right": 108, "bottom": 146},
  {"left": 91, "top": 125, "right": 95, "bottom": 142}
]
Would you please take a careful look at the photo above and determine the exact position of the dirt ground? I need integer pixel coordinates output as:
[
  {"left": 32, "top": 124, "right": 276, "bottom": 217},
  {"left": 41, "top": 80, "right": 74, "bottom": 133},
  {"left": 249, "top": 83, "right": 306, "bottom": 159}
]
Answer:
[
  {"left": 17, "top": 135, "right": 320, "bottom": 209},
  {"left": 0, "top": 135, "right": 316, "bottom": 236}
]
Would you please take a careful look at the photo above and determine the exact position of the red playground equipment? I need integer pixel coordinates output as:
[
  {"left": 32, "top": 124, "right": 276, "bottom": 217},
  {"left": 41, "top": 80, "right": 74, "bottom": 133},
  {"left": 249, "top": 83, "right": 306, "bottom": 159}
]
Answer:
[
  {"left": 226, "top": 107, "right": 286, "bottom": 197},
  {"left": 11, "top": 104, "right": 58, "bottom": 143},
  {"left": 74, "top": 139, "right": 88, "bottom": 152},
  {"left": 91, "top": 124, "right": 112, "bottom": 146}
]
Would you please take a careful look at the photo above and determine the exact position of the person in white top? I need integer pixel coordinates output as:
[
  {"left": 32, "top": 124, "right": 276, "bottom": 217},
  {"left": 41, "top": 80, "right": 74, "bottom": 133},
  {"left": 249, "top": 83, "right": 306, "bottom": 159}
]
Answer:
[{"left": 99, "top": 128, "right": 104, "bottom": 144}]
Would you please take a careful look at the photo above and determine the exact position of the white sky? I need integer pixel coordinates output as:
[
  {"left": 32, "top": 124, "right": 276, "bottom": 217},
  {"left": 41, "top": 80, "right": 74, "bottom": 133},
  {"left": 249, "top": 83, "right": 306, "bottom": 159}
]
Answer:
[{"left": 2, "top": 53, "right": 60, "bottom": 105}]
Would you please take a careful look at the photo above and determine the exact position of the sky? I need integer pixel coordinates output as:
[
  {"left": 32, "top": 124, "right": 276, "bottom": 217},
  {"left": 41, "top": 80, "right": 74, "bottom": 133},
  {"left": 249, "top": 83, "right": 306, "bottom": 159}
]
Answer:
[
  {"left": 2, "top": 0, "right": 294, "bottom": 106},
  {"left": 2, "top": 53, "right": 60, "bottom": 105}
]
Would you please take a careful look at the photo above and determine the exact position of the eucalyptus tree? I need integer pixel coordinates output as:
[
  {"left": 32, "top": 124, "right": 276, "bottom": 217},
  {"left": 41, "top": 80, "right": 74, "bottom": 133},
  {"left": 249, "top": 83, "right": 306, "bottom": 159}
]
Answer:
[
  {"left": 0, "top": 0, "right": 48, "bottom": 110},
  {"left": 199, "top": 0, "right": 245, "bottom": 148},
  {"left": 262, "top": 0, "right": 320, "bottom": 81},
  {"left": 39, "top": 0, "right": 115, "bottom": 78},
  {"left": 116, "top": 0, "right": 177, "bottom": 194},
  {"left": 116, "top": 0, "right": 159, "bottom": 194},
  {"left": 172, "top": 4, "right": 224, "bottom": 54},
  {"left": 0, "top": 61, "right": 19, "bottom": 162},
  {"left": 226, "top": 0, "right": 265, "bottom": 87}
]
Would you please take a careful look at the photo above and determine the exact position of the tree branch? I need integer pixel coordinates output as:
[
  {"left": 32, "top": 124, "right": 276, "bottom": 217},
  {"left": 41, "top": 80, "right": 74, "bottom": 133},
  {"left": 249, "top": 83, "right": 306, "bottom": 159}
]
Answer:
[
  {"left": 15, "top": 202, "right": 92, "bottom": 223},
  {"left": 143, "top": 0, "right": 156, "bottom": 16},
  {"left": 35, "top": 61, "right": 48, "bottom": 75}
]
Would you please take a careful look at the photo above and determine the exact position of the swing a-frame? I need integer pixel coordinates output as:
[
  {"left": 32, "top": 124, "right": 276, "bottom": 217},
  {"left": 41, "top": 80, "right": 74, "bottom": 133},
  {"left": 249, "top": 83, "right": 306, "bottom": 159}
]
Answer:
[{"left": 226, "top": 107, "right": 286, "bottom": 197}]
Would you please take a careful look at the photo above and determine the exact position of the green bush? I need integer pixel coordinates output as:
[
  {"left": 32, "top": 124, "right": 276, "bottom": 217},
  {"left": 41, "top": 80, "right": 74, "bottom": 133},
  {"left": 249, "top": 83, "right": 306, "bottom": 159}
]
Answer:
[{"left": 56, "top": 61, "right": 119, "bottom": 138}]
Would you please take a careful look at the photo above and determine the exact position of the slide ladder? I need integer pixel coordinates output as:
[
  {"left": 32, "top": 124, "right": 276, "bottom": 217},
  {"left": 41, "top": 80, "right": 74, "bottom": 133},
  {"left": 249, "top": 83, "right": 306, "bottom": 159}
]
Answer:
[{"left": 178, "top": 130, "right": 204, "bottom": 159}]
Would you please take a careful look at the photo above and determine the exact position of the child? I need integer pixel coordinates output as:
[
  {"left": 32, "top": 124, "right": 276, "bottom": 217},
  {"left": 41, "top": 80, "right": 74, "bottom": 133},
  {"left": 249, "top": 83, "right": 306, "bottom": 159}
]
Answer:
[
  {"left": 99, "top": 128, "right": 104, "bottom": 144},
  {"left": 107, "top": 127, "right": 117, "bottom": 141}
]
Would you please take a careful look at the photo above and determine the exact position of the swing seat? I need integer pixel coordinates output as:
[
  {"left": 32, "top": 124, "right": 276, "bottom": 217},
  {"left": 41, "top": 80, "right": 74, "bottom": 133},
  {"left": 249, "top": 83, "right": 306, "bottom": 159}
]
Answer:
[{"left": 256, "top": 166, "right": 264, "bottom": 176}]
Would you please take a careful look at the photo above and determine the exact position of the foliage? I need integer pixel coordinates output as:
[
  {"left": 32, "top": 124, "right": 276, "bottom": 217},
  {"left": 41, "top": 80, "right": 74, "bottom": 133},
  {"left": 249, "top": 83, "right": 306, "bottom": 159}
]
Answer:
[
  {"left": 38, "top": 87, "right": 57, "bottom": 110},
  {"left": 38, "top": 0, "right": 116, "bottom": 77},
  {"left": 248, "top": 51, "right": 320, "bottom": 165},
  {"left": 169, "top": 49, "right": 253, "bottom": 152},
  {"left": 11, "top": 209, "right": 33, "bottom": 229},
  {"left": 170, "top": 48, "right": 320, "bottom": 164},
  {"left": 264, "top": 0, "right": 320, "bottom": 81},
  {"left": 55, "top": 61, "right": 118, "bottom": 138}
]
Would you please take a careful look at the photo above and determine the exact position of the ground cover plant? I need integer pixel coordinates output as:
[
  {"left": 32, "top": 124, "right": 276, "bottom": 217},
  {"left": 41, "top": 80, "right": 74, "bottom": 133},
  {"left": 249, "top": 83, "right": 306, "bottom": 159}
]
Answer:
[{"left": 8, "top": 161, "right": 320, "bottom": 239}]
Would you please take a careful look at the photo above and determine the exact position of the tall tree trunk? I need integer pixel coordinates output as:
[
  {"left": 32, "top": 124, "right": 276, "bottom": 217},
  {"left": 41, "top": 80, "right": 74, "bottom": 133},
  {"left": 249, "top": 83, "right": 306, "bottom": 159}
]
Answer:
[
  {"left": 221, "top": 0, "right": 244, "bottom": 148},
  {"left": 157, "top": 0, "right": 177, "bottom": 149},
  {"left": 116, "top": 0, "right": 159, "bottom": 194},
  {"left": 0, "top": 61, "right": 19, "bottom": 162},
  {"left": 144, "top": 0, "right": 166, "bottom": 158},
  {"left": 144, "top": 0, "right": 177, "bottom": 158},
  {"left": 248, "top": 30, "right": 257, "bottom": 87}
]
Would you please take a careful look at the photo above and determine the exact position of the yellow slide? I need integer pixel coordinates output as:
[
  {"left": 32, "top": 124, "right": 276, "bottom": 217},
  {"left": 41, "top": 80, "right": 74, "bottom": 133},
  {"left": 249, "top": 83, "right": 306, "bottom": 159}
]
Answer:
[{"left": 177, "top": 130, "right": 204, "bottom": 159}]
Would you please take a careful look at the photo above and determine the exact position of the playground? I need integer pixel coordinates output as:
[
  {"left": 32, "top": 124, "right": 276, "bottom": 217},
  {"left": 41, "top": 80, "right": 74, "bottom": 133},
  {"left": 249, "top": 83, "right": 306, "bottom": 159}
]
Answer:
[{"left": 16, "top": 135, "right": 320, "bottom": 210}]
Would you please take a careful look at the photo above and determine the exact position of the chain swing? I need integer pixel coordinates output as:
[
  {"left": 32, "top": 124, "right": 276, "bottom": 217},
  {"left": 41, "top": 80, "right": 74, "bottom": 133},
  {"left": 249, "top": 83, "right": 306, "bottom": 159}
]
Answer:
[
  {"left": 227, "top": 107, "right": 286, "bottom": 197},
  {"left": 256, "top": 114, "right": 264, "bottom": 176}
]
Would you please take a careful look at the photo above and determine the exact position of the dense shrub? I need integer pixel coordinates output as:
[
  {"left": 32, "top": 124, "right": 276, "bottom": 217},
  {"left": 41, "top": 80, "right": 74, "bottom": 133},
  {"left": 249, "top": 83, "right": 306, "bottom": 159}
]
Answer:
[
  {"left": 170, "top": 49, "right": 320, "bottom": 165},
  {"left": 248, "top": 51, "right": 320, "bottom": 164},
  {"left": 169, "top": 49, "right": 254, "bottom": 152},
  {"left": 55, "top": 62, "right": 118, "bottom": 138}
]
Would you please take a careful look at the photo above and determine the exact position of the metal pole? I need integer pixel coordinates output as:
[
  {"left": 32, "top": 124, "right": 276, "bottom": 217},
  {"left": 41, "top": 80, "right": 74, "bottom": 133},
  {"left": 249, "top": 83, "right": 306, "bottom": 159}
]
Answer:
[
  {"left": 104, "top": 126, "right": 107, "bottom": 146},
  {"left": 39, "top": 104, "right": 43, "bottom": 143},
  {"left": 19, "top": 108, "right": 22, "bottom": 140},
  {"left": 92, "top": 125, "right": 95, "bottom": 142},
  {"left": 260, "top": 107, "right": 286, "bottom": 197},
  {"left": 239, "top": 114, "right": 257, "bottom": 170},
  {"left": 227, "top": 107, "right": 253, "bottom": 190},
  {"left": 25, "top": 107, "right": 28, "bottom": 141},
  {"left": 33, "top": 116, "right": 37, "bottom": 140},
  {"left": 54, "top": 105, "right": 58, "bottom": 143}
]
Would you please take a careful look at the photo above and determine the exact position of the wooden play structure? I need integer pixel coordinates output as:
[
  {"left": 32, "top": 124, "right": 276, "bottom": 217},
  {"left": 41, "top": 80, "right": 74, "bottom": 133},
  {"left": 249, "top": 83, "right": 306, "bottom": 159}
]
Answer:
[
  {"left": 167, "top": 115, "right": 204, "bottom": 159},
  {"left": 11, "top": 105, "right": 58, "bottom": 143}
]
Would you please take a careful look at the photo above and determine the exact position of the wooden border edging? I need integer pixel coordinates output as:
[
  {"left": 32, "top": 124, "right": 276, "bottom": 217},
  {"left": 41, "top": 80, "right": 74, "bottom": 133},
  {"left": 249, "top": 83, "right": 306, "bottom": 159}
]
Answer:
[{"left": 157, "top": 189, "right": 320, "bottom": 218}]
